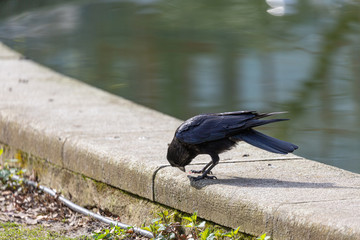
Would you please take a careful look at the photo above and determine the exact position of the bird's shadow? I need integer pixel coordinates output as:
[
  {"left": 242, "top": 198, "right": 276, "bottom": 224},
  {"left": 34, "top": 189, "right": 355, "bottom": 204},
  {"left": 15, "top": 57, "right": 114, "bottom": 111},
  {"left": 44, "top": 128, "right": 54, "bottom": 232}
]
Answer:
[{"left": 187, "top": 175, "right": 358, "bottom": 190}]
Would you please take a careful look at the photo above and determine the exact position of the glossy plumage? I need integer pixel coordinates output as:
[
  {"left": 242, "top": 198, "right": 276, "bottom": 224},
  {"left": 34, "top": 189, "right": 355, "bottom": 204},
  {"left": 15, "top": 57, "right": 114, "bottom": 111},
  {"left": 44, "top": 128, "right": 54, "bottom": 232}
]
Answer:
[{"left": 167, "top": 111, "right": 298, "bottom": 180}]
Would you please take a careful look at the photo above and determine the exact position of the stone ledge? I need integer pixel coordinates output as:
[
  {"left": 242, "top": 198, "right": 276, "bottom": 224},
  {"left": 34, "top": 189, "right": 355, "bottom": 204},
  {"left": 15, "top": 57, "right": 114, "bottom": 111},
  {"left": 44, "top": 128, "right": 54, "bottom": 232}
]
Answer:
[{"left": 1, "top": 42, "right": 360, "bottom": 240}]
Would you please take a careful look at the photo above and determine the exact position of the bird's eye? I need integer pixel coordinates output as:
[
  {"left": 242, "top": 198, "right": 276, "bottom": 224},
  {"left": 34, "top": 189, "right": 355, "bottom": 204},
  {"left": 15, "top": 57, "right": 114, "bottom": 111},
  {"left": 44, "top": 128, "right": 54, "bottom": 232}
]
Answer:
[{"left": 167, "top": 143, "right": 170, "bottom": 146}]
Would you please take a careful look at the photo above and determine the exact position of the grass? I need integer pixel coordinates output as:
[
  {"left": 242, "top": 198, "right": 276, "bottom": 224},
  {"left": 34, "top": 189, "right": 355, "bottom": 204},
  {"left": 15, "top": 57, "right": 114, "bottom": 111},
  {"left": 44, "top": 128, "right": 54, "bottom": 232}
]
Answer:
[
  {"left": 0, "top": 212, "right": 271, "bottom": 240},
  {"left": 0, "top": 222, "right": 82, "bottom": 240},
  {"left": 92, "top": 210, "right": 271, "bottom": 240}
]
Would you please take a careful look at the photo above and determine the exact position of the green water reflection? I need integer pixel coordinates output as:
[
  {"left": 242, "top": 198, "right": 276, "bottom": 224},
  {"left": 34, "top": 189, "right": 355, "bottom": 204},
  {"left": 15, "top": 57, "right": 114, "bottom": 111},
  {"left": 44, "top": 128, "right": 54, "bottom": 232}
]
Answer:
[{"left": 0, "top": 0, "right": 359, "bottom": 173}]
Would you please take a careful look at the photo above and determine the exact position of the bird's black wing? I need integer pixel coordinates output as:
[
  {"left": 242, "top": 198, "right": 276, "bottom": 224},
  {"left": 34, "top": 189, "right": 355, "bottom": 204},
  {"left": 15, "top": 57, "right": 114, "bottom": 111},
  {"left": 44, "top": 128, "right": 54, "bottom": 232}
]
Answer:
[{"left": 175, "top": 111, "right": 260, "bottom": 144}]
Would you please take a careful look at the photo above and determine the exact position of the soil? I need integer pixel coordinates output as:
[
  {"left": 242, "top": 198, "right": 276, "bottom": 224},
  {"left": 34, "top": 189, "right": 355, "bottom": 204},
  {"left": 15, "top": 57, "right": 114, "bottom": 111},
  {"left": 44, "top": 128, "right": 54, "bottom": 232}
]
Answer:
[{"left": 0, "top": 177, "right": 120, "bottom": 238}]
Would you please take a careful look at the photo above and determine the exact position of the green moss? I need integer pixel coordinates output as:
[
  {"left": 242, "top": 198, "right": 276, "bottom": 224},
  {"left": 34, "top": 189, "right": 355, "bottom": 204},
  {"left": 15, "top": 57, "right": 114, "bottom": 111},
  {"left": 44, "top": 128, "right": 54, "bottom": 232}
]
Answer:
[
  {"left": 15, "top": 150, "right": 27, "bottom": 168},
  {"left": 92, "top": 177, "right": 146, "bottom": 202},
  {"left": 81, "top": 174, "right": 87, "bottom": 181},
  {"left": 92, "top": 179, "right": 108, "bottom": 192},
  {"left": 13, "top": 150, "right": 48, "bottom": 177}
]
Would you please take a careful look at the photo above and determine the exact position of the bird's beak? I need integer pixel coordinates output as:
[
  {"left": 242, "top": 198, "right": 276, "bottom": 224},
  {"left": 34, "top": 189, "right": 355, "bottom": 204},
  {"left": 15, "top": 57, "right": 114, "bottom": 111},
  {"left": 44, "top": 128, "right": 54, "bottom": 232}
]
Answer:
[{"left": 177, "top": 166, "right": 186, "bottom": 172}]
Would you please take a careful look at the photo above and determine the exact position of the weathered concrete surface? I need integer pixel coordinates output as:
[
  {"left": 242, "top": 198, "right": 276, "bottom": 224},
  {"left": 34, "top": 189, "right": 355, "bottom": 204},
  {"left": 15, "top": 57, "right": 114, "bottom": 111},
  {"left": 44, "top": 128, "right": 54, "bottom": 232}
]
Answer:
[
  {"left": 1, "top": 42, "right": 360, "bottom": 239},
  {"left": 155, "top": 156, "right": 360, "bottom": 239},
  {"left": 0, "top": 147, "right": 168, "bottom": 227}
]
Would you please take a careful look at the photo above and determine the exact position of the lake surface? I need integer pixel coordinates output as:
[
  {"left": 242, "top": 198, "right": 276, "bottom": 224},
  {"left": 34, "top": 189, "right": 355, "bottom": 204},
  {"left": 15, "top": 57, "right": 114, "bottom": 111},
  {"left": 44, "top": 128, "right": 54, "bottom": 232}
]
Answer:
[{"left": 1, "top": 0, "right": 359, "bottom": 173}]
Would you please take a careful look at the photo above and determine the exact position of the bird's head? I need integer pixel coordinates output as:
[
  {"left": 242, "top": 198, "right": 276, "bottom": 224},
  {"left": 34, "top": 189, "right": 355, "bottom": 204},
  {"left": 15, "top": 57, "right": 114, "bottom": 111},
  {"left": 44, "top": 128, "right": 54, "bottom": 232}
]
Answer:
[{"left": 167, "top": 137, "right": 195, "bottom": 172}]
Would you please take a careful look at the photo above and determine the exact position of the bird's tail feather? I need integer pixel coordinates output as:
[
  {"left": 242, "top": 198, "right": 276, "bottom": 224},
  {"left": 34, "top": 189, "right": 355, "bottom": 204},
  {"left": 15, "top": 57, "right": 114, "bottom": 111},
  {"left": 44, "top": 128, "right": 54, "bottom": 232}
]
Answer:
[
  {"left": 255, "top": 111, "right": 288, "bottom": 119},
  {"left": 243, "top": 118, "right": 288, "bottom": 129},
  {"left": 232, "top": 129, "right": 298, "bottom": 154}
]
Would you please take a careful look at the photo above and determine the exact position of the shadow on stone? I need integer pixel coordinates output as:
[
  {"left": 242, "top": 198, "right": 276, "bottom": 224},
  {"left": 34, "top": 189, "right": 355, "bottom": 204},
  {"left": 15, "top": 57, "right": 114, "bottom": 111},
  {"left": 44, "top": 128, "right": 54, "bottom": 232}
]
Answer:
[{"left": 189, "top": 175, "right": 358, "bottom": 190}]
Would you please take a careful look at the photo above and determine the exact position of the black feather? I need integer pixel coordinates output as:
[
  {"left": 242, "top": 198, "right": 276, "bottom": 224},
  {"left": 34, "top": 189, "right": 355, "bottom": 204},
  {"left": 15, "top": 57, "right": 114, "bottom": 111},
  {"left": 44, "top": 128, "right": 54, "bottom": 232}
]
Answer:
[
  {"left": 231, "top": 129, "right": 298, "bottom": 154},
  {"left": 167, "top": 110, "right": 298, "bottom": 180}
]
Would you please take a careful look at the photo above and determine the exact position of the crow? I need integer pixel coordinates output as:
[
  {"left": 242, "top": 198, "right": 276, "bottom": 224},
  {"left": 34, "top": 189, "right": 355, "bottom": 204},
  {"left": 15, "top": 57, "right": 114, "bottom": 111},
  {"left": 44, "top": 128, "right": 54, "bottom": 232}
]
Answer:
[{"left": 166, "top": 111, "right": 298, "bottom": 180}]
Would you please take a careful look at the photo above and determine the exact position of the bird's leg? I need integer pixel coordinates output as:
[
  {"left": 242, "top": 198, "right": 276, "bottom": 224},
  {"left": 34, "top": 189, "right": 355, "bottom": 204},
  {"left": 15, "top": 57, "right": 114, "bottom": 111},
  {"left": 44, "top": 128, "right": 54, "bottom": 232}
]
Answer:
[
  {"left": 192, "top": 154, "right": 219, "bottom": 181},
  {"left": 190, "top": 161, "right": 212, "bottom": 174}
]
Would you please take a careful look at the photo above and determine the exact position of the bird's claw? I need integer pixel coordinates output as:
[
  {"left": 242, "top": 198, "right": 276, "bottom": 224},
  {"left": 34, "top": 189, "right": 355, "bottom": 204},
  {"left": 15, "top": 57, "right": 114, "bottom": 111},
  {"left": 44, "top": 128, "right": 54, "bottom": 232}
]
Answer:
[
  {"left": 190, "top": 169, "right": 213, "bottom": 175},
  {"left": 191, "top": 175, "right": 217, "bottom": 181}
]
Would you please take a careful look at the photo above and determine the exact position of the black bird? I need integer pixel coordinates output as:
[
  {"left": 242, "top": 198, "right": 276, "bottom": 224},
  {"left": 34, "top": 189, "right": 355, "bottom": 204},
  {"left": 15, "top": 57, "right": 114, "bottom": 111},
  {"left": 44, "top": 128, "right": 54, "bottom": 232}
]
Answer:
[{"left": 167, "top": 111, "right": 298, "bottom": 180}]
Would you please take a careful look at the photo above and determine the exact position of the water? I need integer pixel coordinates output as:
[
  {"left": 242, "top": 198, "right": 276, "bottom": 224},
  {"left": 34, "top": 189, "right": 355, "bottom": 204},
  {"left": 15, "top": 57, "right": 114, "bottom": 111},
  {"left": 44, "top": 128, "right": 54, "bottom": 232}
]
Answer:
[{"left": 1, "top": 0, "right": 359, "bottom": 173}]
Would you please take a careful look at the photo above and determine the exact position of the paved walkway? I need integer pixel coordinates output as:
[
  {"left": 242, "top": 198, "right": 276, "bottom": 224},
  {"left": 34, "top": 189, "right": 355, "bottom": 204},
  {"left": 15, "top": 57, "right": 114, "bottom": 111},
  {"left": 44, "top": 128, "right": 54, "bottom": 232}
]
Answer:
[{"left": 0, "top": 42, "right": 359, "bottom": 239}]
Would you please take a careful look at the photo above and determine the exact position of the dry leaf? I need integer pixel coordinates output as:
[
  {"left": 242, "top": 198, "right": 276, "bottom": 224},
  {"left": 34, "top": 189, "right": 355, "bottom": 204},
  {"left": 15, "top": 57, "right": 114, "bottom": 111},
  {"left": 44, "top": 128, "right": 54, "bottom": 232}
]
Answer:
[
  {"left": 1, "top": 190, "right": 12, "bottom": 196},
  {"left": 25, "top": 217, "right": 38, "bottom": 225}
]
